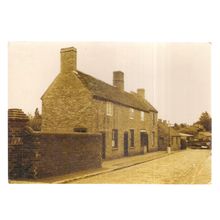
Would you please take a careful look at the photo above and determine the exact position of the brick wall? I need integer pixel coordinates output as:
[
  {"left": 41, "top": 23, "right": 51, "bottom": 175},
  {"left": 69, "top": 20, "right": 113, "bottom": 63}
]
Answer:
[
  {"left": 21, "top": 131, "right": 102, "bottom": 179},
  {"left": 9, "top": 130, "right": 102, "bottom": 179},
  {"left": 8, "top": 109, "right": 102, "bottom": 180}
]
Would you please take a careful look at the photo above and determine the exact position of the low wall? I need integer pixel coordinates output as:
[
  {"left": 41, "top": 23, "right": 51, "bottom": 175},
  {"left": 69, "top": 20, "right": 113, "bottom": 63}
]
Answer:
[
  {"left": 8, "top": 109, "right": 102, "bottom": 179},
  {"left": 24, "top": 131, "right": 102, "bottom": 178}
]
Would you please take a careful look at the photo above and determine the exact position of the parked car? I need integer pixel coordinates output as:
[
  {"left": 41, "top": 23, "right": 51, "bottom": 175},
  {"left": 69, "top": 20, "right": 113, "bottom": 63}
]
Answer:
[{"left": 189, "top": 141, "right": 211, "bottom": 149}]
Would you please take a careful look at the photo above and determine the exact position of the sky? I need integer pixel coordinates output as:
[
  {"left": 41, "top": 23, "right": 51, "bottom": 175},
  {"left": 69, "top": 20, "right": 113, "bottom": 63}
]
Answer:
[{"left": 8, "top": 42, "right": 211, "bottom": 124}]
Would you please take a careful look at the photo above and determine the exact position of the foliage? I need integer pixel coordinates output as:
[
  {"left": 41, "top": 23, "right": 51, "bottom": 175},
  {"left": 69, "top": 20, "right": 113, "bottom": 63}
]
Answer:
[
  {"left": 27, "top": 108, "right": 42, "bottom": 131},
  {"left": 197, "top": 111, "right": 211, "bottom": 131}
]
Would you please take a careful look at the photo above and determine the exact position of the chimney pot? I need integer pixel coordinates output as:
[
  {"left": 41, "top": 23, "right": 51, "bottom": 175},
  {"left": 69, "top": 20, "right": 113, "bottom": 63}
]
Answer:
[
  {"left": 137, "top": 88, "right": 145, "bottom": 99},
  {"left": 113, "top": 71, "right": 124, "bottom": 91}
]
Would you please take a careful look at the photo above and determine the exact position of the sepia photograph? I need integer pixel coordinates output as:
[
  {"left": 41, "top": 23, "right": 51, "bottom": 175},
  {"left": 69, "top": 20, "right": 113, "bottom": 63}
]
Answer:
[
  {"left": 8, "top": 42, "right": 211, "bottom": 184},
  {"left": 2, "top": 0, "right": 220, "bottom": 220}
]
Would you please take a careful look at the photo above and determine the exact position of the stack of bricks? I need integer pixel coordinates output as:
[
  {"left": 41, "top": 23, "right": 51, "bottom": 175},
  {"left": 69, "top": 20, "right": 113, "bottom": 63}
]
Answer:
[{"left": 8, "top": 109, "right": 29, "bottom": 179}]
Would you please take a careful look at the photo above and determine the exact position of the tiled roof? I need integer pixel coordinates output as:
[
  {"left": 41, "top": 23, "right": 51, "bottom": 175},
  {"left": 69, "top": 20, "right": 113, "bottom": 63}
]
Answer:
[{"left": 77, "top": 71, "right": 158, "bottom": 113}]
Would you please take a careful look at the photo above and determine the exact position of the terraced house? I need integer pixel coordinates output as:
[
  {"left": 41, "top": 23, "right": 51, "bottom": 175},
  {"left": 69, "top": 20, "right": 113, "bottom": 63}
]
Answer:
[{"left": 41, "top": 47, "right": 158, "bottom": 159}]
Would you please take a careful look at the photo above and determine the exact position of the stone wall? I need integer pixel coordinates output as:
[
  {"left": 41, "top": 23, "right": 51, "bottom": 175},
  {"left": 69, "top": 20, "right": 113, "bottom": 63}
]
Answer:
[{"left": 41, "top": 71, "right": 96, "bottom": 133}]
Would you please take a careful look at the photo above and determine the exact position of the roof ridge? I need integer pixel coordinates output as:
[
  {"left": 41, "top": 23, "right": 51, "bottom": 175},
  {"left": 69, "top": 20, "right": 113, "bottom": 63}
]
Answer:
[{"left": 77, "top": 70, "right": 158, "bottom": 113}]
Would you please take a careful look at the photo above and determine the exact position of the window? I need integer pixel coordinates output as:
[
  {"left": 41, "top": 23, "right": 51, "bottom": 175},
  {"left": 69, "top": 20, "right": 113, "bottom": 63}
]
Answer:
[
  {"left": 129, "top": 108, "right": 134, "bottom": 119},
  {"left": 106, "top": 102, "right": 113, "bottom": 116},
  {"left": 141, "top": 111, "right": 144, "bottom": 121},
  {"left": 130, "top": 129, "right": 134, "bottom": 147},
  {"left": 112, "top": 129, "right": 118, "bottom": 148}
]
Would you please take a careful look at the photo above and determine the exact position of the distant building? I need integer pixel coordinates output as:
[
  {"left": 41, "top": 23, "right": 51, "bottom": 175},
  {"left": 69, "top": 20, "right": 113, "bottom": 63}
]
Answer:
[
  {"left": 41, "top": 47, "right": 158, "bottom": 159},
  {"left": 158, "top": 119, "right": 181, "bottom": 151}
]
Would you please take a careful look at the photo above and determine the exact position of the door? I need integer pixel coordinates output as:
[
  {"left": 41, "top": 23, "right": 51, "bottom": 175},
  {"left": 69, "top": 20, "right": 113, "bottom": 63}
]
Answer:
[
  {"left": 101, "top": 132, "right": 106, "bottom": 159},
  {"left": 124, "top": 131, "right": 129, "bottom": 156},
  {"left": 140, "top": 132, "right": 148, "bottom": 153}
]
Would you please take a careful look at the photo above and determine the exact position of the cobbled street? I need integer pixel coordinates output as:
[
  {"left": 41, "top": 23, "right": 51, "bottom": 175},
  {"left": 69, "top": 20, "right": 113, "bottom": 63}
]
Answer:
[{"left": 68, "top": 149, "right": 211, "bottom": 184}]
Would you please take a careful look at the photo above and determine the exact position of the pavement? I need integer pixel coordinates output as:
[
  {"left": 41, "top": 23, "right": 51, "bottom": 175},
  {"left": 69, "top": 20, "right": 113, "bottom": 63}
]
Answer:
[{"left": 9, "top": 150, "right": 179, "bottom": 184}]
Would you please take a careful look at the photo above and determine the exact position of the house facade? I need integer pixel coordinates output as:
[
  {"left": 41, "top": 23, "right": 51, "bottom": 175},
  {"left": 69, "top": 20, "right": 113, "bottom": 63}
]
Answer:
[
  {"left": 41, "top": 47, "right": 158, "bottom": 159},
  {"left": 158, "top": 119, "right": 181, "bottom": 151}
]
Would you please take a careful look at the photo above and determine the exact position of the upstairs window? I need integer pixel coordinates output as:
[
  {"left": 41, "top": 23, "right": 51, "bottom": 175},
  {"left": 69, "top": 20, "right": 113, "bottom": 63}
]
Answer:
[
  {"left": 112, "top": 129, "right": 118, "bottom": 148},
  {"left": 129, "top": 108, "right": 134, "bottom": 119},
  {"left": 141, "top": 111, "right": 145, "bottom": 121},
  {"left": 106, "top": 102, "right": 113, "bottom": 116}
]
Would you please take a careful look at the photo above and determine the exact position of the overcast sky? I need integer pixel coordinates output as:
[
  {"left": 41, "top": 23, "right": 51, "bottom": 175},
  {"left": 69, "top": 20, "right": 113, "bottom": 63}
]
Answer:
[{"left": 8, "top": 42, "right": 211, "bottom": 124}]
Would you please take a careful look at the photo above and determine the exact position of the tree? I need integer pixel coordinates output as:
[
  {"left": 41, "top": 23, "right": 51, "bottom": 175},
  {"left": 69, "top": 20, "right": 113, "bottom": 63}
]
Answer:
[{"left": 198, "top": 111, "right": 211, "bottom": 131}]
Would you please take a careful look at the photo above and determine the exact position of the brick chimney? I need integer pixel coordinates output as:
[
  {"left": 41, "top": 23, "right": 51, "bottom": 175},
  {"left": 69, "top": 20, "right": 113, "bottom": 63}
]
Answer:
[
  {"left": 113, "top": 71, "right": 124, "bottom": 91},
  {"left": 137, "top": 88, "right": 145, "bottom": 99},
  {"left": 60, "top": 47, "right": 77, "bottom": 73}
]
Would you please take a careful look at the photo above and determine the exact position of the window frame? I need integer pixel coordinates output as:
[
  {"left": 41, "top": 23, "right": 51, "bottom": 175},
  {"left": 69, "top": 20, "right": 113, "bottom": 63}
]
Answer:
[
  {"left": 141, "top": 111, "right": 145, "bottom": 121},
  {"left": 112, "top": 129, "right": 118, "bottom": 148},
  {"left": 129, "top": 108, "right": 134, "bottom": 119},
  {"left": 106, "top": 101, "right": 113, "bottom": 116}
]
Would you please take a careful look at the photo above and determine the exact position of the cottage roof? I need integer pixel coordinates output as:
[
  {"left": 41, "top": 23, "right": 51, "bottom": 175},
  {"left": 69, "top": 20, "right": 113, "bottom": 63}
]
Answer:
[{"left": 77, "top": 71, "right": 158, "bottom": 113}]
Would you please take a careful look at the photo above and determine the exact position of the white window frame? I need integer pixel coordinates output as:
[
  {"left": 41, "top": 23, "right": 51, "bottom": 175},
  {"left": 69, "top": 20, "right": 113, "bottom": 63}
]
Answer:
[
  {"left": 141, "top": 111, "right": 145, "bottom": 121},
  {"left": 129, "top": 108, "right": 134, "bottom": 119},
  {"left": 106, "top": 102, "right": 113, "bottom": 116},
  {"left": 112, "top": 129, "right": 118, "bottom": 148}
]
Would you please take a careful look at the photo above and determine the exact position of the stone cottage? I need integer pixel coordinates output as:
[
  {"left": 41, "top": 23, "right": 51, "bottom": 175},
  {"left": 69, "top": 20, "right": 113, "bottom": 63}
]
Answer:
[
  {"left": 158, "top": 119, "right": 181, "bottom": 151},
  {"left": 41, "top": 47, "right": 158, "bottom": 159}
]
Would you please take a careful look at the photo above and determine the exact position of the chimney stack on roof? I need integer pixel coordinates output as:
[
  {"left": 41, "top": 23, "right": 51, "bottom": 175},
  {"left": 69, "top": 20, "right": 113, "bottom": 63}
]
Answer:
[
  {"left": 137, "top": 88, "right": 145, "bottom": 99},
  {"left": 60, "top": 47, "right": 77, "bottom": 73},
  {"left": 113, "top": 71, "right": 124, "bottom": 91}
]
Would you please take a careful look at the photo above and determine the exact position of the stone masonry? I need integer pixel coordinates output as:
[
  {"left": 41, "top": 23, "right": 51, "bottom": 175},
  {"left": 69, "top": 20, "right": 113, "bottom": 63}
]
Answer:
[{"left": 41, "top": 47, "right": 158, "bottom": 160}]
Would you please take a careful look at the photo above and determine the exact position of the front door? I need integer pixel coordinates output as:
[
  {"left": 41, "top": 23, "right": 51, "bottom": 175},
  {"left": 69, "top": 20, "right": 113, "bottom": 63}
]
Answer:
[
  {"left": 140, "top": 132, "right": 148, "bottom": 153},
  {"left": 124, "top": 131, "right": 129, "bottom": 156}
]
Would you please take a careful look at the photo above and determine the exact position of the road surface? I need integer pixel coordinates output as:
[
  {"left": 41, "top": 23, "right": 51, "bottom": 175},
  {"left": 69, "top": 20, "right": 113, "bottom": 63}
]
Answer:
[{"left": 68, "top": 149, "right": 211, "bottom": 184}]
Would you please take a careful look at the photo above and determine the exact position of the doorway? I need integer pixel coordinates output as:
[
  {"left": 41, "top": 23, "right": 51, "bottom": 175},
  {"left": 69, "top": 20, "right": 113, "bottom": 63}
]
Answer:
[{"left": 140, "top": 131, "right": 148, "bottom": 153}]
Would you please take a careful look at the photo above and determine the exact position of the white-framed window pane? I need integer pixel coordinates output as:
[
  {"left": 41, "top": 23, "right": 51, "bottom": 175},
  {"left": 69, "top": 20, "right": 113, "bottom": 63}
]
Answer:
[
  {"left": 141, "top": 111, "right": 144, "bottom": 121},
  {"left": 112, "top": 129, "right": 118, "bottom": 147},
  {"left": 106, "top": 102, "right": 113, "bottom": 116},
  {"left": 129, "top": 108, "right": 134, "bottom": 119}
]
